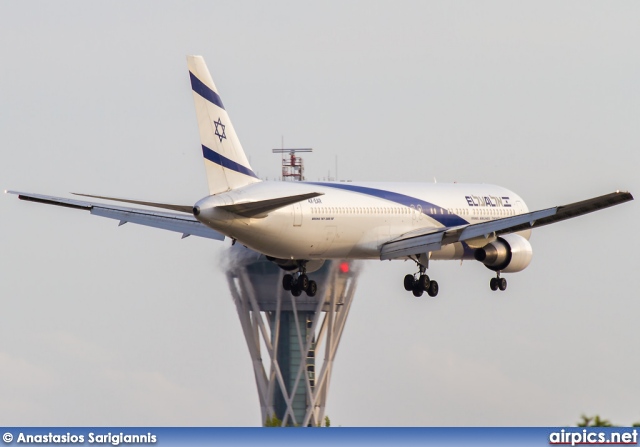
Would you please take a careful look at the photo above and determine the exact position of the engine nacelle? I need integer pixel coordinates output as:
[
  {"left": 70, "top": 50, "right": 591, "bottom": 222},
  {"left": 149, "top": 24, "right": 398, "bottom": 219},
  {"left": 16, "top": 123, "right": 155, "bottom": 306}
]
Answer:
[
  {"left": 266, "top": 257, "right": 326, "bottom": 273},
  {"left": 473, "top": 234, "right": 533, "bottom": 273}
]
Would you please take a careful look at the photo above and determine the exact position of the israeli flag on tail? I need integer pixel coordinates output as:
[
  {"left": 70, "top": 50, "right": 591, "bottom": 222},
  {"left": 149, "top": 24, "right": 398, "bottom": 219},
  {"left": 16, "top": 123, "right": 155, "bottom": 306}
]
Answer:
[{"left": 187, "top": 55, "right": 261, "bottom": 195}]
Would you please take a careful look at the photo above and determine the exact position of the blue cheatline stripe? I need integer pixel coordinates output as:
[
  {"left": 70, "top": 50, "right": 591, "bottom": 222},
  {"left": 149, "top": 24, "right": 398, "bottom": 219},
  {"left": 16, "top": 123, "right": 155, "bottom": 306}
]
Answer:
[
  {"left": 190, "top": 72, "right": 225, "bottom": 110},
  {"left": 202, "top": 145, "right": 259, "bottom": 179},
  {"left": 306, "top": 182, "right": 468, "bottom": 227}
]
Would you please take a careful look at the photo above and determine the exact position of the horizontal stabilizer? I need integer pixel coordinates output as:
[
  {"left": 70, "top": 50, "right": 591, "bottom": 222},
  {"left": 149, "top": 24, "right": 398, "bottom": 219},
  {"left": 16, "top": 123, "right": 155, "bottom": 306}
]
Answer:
[{"left": 219, "top": 192, "right": 324, "bottom": 218}]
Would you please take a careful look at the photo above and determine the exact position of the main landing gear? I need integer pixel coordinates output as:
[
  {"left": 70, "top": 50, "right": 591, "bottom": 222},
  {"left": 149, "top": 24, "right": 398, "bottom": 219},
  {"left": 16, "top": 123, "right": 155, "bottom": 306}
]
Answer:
[
  {"left": 282, "top": 262, "right": 317, "bottom": 297},
  {"left": 489, "top": 272, "right": 507, "bottom": 292},
  {"left": 403, "top": 256, "right": 439, "bottom": 297},
  {"left": 283, "top": 273, "right": 317, "bottom": 297}
]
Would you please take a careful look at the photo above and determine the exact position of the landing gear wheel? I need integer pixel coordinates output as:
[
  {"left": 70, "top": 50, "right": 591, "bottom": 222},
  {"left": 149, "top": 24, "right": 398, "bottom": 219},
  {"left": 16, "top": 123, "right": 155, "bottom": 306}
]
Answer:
[
  {"left": 490, "top": 277, "right": 499, "bottom": 291},
  {"left": 291, "top": 285, "right": 302, "bottom": 297},
  {"left": 298, "top": 274, "right": 309, "bottom": 291},
  {"left": 283, "top": 274, "right": 293, "bottom": 291},
  {"left": 307, "top": 280, "right": 317, "bottom": 297},
  {"left": 418, "top": 274, "right": 430, "bottom": 291},
  {"left": 427, "top": 280, "right": 439, "bottom": 297},
  {"left": 498, "top": 277, "right": 507, "bottom": 291},
  {"left": 406, "top": 254, "right": 435, "bottom": 296},
  {"left": 404, "top": 274, "right": 415, "bottom": 291}
]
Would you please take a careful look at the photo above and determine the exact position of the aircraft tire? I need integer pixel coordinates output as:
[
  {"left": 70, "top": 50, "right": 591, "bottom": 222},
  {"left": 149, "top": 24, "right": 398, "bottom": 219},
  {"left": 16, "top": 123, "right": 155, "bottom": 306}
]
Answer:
[
  {"left": 299, "top": 274, "right": 309, "bottom": 291},
  {"left": 418, "top": 274, "right": 430, "bottom": 291},
  {"left": 404, "top": 274, "right": 415, "bottom": 291},
  {"left": 291, "top": 285, "right": 302, "bottom": 297},
  {"left": 412, "top": 283, "right": 424, "bottom": 297},
  {"left": 498, "top": 278, "right": 507, "bottom": 291},
  {"left": 490, "top": 278, "right": 499, "bottom": 291},
  {"left": 283, "top": 274, "right": 293, "bottom": 291},
  {"left": 427, "top": 280, "right": 439, "bottom": 297},
  {"left": 307, "top": 280, "right": 317, "bottom": 297}
]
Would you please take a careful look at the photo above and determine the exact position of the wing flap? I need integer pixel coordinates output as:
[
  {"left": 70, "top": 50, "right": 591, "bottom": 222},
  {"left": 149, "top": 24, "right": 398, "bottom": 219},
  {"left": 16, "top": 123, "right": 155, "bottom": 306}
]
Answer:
[
  {"left": 380, "top": 231, "right": 446, "bottom": 259},
  {"left": 380, "top": 191, "right": 633, "bottom": 260},
  {"left": 90, "top": 207, "right": 224, "bottom": 240}
]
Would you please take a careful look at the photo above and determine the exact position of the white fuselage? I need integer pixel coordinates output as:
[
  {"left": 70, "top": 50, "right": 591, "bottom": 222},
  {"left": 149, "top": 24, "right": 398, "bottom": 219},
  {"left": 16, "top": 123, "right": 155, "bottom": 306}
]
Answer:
[{"left": 195, "top": 181, "right": 530, "bottom": 261}]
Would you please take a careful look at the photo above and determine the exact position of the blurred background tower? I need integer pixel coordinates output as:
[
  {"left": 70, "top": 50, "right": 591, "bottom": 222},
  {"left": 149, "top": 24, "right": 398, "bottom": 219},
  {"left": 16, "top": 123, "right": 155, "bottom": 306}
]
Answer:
[
  {"left": 223, "top": 148, "right": 360, "bottom": 426},
  {"left": 225, "top": 250, "right": 359, "bottom": 426}
]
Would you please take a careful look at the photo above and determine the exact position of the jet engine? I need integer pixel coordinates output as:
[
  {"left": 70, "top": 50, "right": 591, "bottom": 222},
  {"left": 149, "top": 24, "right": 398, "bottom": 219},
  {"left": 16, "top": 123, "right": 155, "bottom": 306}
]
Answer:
[{"left": 473, "top": 234, "right": 533, "bottom": 273}]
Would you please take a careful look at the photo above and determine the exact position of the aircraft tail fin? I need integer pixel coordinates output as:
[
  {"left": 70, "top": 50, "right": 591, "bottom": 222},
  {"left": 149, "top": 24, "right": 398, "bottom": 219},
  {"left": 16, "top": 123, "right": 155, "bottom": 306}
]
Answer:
[{"left": 187, "top": 55, "right": 260, "bottom": 195}]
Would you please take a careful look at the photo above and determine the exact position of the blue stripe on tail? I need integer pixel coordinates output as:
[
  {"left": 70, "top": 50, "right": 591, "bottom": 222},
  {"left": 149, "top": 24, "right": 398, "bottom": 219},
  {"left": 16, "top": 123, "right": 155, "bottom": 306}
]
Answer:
[
  {"left": 202, "top": 145, "right": 259, "bottom": 179},
  {"left": 190, "top": 72, "right": 225, "bottom": 110}
]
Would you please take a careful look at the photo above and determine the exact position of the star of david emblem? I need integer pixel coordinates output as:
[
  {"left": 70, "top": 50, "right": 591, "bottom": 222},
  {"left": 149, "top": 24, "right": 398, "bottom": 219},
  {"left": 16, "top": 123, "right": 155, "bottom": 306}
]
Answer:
[{"left": 214, "top": 117, "right": 226, "bottom": 142}]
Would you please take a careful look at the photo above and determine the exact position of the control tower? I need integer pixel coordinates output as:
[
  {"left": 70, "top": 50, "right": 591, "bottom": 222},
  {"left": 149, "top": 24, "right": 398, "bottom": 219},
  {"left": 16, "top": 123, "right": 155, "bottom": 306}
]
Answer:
[
  {"left": 223, "top": 149, "right": 360, "bottom": 426},
  {"left": 226, "top": 249, "right": 358, "bottom": 426}
]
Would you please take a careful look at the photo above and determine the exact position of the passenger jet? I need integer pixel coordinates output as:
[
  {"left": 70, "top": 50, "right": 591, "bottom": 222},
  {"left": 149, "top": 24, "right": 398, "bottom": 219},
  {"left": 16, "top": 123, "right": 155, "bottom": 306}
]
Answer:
[{"left": 8, "top": 56, "right": 634, "bottom": 298}]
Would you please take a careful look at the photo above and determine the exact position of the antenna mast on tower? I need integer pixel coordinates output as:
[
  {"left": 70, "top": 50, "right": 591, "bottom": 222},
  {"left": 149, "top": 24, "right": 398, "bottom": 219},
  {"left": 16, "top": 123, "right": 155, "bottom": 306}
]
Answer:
[{"left": 272, "top": 147, "right": 313, "bottom": 181}]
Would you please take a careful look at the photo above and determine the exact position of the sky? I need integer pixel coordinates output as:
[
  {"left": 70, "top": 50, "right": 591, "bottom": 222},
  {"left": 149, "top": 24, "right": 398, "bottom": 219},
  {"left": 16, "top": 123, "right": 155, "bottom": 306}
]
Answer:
[{"left": 1, "top": 1, "right": 639, "bottom": 427}]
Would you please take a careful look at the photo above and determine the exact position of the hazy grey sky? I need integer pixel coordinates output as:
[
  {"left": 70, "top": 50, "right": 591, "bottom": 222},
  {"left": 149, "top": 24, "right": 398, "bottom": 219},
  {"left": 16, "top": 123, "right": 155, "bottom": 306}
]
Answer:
[{"left": 1, "top": 1, "right": 638, "bottom": 426}]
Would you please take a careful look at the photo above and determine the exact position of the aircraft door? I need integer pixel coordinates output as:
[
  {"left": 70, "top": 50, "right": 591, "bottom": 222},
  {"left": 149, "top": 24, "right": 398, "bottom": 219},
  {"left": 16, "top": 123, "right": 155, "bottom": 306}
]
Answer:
[{"left": 293, "top": 202, "right": 302, "bottom": 226}]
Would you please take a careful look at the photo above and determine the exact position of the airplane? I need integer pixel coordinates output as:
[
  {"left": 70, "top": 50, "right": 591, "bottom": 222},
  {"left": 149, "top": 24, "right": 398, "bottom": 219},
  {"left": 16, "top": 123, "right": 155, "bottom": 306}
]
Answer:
[{"left": 7, "top": 56, "right": 634, "bottom": 298}]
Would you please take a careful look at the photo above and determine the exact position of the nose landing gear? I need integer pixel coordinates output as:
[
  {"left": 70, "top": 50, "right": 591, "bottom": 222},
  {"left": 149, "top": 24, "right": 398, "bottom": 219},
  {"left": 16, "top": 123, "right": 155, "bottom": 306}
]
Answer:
[{"left": 489, "top": 272, "right": 507, "bottom": 291}]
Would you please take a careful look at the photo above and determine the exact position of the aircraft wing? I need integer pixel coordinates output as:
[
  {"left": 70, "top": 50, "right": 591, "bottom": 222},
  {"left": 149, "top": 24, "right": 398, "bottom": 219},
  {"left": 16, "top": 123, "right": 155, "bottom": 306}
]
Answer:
[
  {"left": 72, "top": 192, "right": 193, "bottom": 213},
  {"left": 7, "top": 191, "right": 225, "bottom": 241},
  {"left": 380, "top": 190, "right": 633, "bottom": 260}
]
